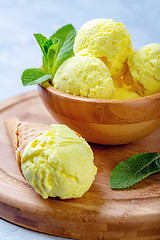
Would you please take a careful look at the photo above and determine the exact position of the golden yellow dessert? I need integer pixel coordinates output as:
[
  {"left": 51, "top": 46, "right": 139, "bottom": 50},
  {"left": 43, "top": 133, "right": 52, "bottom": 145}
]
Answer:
[
  {"left": 113, "top": 87, "right": 140, "bottom": 99},
  {"left": 74, "top": 18, "right": 133, "bottom": 78},
  {"left": 52, "top": 55, "right": 115, "bottom": 99},
  {"left": 125, "top": 43, "right": 160, "bottom": 96},
  {"left": 22, "top": 20, "right": 160, "bottom": 101},
  {"left": 4, "top": 118, "right": 97, "bottom": 199}
]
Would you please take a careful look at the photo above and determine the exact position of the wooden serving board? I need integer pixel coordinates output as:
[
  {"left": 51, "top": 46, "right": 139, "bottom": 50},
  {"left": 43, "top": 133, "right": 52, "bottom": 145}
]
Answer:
[{"left": 0, "top": 91, "right": 160, "bottom": 240}]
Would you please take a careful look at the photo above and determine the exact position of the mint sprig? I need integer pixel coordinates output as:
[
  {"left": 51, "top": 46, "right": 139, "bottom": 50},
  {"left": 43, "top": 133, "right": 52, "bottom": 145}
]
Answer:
[
  {"left": 21, "top": 68, "right": 53, "bottom": 86},
  {"left": 21, "top": 24, "right": 76, "bottom": 86},
  {"left": 110, "top": 152, "right": 160, "bottom": 189},
  {"left": 34, "top": 33, "right": 48, "bottom": 57},
  {"left": 50, "top": 24, "right": 76, "bottom": 76}
]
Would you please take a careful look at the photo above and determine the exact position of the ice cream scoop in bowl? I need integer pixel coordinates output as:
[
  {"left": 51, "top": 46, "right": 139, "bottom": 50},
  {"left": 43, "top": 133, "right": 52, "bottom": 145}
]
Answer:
[
  {"left": 38, "top": 81, "right": 160, "bottom": 145},
  {"left": 35, "top": 20, "right": 160, "bottom": 145}
]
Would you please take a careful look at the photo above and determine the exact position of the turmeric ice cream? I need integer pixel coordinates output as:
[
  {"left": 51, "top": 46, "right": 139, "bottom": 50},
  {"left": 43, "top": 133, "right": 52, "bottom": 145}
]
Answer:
[
  {"left": 126, "top": 43, "right": 160, "bottom": 96},
  {"left": 52, "top": 55, "right": 115, "bottom": 99},
  {"left": 74, "top": 19, "right": 133, "bottom": 78},
  {"left": 21, "top": 124, "right": 97, "bottom": 199}
]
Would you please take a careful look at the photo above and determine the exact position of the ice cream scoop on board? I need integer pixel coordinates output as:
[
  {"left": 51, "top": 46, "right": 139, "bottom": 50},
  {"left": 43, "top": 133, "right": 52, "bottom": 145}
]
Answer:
[{"left": 4, "top": 118, "right": 97, "bottom": 199}]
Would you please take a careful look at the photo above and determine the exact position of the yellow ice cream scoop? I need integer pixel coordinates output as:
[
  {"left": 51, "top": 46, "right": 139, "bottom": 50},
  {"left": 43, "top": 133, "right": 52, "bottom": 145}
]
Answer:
[
  {"left": 113, "top": 87, "right": 140, "bottom": 99},
  {"left": 4, "top": 118, "right": 97, "bottom": 199},
  {"left": 74, "top": 18, "right": 133, "bottom": 78},
  {"left": 127, "top": 43, "right": 160, "bottom": 96},
  {"left": 52, "top": 55, "right": 115, "bottom": 99}
]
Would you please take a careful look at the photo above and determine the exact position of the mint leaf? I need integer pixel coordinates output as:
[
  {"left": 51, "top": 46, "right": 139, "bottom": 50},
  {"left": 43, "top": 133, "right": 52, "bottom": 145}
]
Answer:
[
  {"left": 47, "top": 39, "right": 59, "bottom": 68},
  {"left": 50, "top": 24, "right": 76, "bottom": 76},
  {"left": 34, "top": 34, "right": 48, "bottom": 57},
  {"left": 34, "top": 33, "right": 49, "bottom": 72},
  {"left": 21, "top": 68, "right": 53, "bottom": 86},
  {"left": 110, "top": 152, "right": 160, "bottom": 189},
  {"left": 22, "top": 24, "right": 76, "bottom": 87},
  {"left": 42, "top": 55, "right": 49, "bottom": 73},
  {"left": 34, "top": 25, "right": 76, "bottom": 76},
  {"left": 44, "top": 39, "right": 53, "bottom": 57}
]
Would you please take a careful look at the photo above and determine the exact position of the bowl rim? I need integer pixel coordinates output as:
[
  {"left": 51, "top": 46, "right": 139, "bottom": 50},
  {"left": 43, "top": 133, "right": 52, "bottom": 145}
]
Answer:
[{"left": 39, "top": 82, "right": 160, "bottom": 104}]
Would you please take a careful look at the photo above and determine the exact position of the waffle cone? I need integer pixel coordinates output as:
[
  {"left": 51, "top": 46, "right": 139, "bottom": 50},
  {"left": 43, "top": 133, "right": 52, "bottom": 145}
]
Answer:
[
  {"left": 4, "top": 118, "right": 21, "bottom": 153},
  {"left": 4, "top": 118, "right": 50, "bottom": 170}
]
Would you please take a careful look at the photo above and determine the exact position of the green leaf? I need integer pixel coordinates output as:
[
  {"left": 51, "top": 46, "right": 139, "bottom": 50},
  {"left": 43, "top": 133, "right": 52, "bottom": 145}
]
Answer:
[
  {"left": 34, "top": 33, "right": 48, "bottom": 58},
  {"left": 50, "top": 24, "right": 76, "bottom": 75},
  {"left": 34, "top": 33, "right": 49, "bottom": 72},
  {"left": 110, "top": 152, "right": 160, "bottom": 189},
  {"left": 47, "top": 39, "right": 60, "bottom": 68},
  {"left": 42, "top": 55, "right": 49, "bottom": 73},
  {"left": 44, "top": 39, "right": 53, "bottom": 56},
  {"left": 21, "top": 68, "right": 53, "bottom": 86},
  {"left": 22, "top": 24, "right": 76, "bottom": 87}
]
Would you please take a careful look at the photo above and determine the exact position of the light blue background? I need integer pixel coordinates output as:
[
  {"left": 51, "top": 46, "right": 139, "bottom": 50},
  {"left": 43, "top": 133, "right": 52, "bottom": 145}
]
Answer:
[{"left": 0, "top": 0, "right": 160, "bottom": 239}]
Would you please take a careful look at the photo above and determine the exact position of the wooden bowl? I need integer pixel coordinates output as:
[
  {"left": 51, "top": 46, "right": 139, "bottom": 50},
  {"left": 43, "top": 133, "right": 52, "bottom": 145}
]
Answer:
[{"left": 38, "top": 82, "right": 160, "bottom": 145}]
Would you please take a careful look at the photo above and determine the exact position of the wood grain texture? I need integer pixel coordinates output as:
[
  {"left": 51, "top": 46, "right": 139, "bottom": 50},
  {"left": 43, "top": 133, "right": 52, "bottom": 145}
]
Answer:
[
  {"left": 38, "top": 83, "right": 160, "bottom": 145},
  {"left": 0, "top": 90, "right": 160, "bottom": 240}
]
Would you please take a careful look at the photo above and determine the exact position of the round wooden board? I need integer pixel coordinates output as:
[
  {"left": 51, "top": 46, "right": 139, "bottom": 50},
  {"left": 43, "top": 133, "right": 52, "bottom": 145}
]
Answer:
[{"left": 0, "top": 91, "right": 160, "bottom": 240}]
